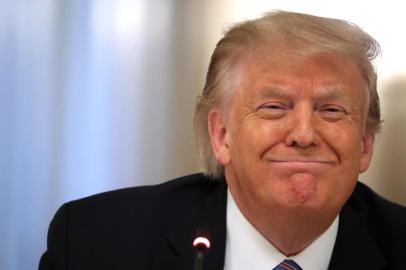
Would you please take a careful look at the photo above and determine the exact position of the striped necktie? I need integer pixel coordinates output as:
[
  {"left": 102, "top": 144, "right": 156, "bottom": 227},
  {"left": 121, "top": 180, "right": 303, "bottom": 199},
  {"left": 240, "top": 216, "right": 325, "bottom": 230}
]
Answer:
[{"left": 273, "top": 259, "right": 303, "bottom": 270}]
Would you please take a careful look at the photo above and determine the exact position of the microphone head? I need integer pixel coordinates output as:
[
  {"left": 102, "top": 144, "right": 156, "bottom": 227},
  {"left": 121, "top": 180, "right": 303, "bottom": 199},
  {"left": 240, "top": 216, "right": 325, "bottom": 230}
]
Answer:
[{"left": 193, "top": 236, "right": 211, "bottom": 251}]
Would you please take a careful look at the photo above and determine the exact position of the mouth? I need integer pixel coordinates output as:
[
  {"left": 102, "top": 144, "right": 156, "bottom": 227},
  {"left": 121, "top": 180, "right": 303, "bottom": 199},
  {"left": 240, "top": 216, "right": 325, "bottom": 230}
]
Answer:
[
  {"left": 267, "top": 159, "right": 335, "bottom": 170},
  {"left": 271, "top": 159, "right": 334, "bottom": 163}
]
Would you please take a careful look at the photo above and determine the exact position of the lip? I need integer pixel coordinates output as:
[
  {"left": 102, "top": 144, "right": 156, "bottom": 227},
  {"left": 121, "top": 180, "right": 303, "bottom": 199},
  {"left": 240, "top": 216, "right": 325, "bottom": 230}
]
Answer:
[
  {"left": 268, "top": 160, "right": 334, "bottom": 170},
  {"left": 271, "top": 160, "right": 334, "bottom": 163}
]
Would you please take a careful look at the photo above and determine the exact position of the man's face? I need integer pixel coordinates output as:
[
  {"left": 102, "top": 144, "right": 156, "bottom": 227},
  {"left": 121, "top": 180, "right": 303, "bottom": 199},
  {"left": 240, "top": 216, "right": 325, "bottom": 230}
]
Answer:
[{"left": 209, "top": 50, "right": 374, "bottom": 216}]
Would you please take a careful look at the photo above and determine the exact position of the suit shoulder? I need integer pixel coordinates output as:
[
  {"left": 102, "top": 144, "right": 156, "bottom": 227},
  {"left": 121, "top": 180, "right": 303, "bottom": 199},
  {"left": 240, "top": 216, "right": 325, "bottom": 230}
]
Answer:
[
  {"left": 351, "top": 181, "right": 406, "bottom": 223},
  {"left": 43, "top": 173, "right": 226, "bottom": 269},
  {"left": 58, "top": 173, "right": 226, "bottom": 228},
  {"left": 68, "top": 173, "right": 222, "bottom": 208},
  {"left": 349, "top": 182, "right": 406, "bottom": 252}
]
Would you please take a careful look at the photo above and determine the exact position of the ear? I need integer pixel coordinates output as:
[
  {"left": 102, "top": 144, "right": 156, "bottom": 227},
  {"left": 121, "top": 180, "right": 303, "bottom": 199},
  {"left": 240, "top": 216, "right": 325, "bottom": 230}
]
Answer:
[
  {"left": 208, "top": 110, "right": 231, "bottom": 166},
  {"left": 359, "top": 133, "right": 375, "bottom": 173}
]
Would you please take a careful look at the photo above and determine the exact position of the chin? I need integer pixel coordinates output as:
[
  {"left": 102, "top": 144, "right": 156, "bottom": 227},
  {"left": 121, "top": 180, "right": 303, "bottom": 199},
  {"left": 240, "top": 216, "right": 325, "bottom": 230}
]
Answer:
[
  {"left": 274, "top": 174, "right": 330, "bottom": 210},
  {"left": 280, "top": 172, "right": 315, "bottom": 200}
]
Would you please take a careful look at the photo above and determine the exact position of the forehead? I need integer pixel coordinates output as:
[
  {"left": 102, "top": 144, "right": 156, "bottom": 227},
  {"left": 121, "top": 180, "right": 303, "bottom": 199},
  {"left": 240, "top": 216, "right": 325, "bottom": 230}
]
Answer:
[{"left": 234, "top": 49, "right": 369, "bottom": 103}]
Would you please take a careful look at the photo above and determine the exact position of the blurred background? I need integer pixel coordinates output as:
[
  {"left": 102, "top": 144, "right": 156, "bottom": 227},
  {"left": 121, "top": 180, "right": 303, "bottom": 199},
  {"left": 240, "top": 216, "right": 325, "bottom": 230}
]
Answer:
[{"left": 1, "top": 0, "right": 406, "bottom": 269}]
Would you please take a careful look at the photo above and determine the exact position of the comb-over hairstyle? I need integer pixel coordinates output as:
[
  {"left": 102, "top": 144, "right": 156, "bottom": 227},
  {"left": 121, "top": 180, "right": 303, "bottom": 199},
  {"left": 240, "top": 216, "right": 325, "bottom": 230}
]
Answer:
[{"left": 194, "top": 10, "right": 381, "bottom": 178}]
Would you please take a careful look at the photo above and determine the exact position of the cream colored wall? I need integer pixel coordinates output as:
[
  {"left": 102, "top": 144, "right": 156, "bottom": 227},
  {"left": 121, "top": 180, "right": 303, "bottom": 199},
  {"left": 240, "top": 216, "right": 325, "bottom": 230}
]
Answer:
[{"left": 361, "top": 75, "right": 406, "bottom": 206}]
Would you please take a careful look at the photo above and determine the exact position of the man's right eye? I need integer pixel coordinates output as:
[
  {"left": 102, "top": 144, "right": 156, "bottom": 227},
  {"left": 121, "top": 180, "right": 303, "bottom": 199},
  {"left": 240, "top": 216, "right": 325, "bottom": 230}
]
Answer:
[
  {"left": 263, "top": 104, "right": 284, "bottom": 109},
  {"left": 259, "top": 103, "right": 287, "bottom": 110},
  {"left": 258, "top": 103, "right": 288, "bottom": 118}
]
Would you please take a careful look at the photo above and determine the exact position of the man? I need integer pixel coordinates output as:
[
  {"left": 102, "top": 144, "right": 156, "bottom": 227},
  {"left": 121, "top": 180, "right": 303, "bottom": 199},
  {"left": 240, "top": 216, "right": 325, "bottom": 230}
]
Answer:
[{"left": 39, "top": 11, "right": 406, "bottom": 270}]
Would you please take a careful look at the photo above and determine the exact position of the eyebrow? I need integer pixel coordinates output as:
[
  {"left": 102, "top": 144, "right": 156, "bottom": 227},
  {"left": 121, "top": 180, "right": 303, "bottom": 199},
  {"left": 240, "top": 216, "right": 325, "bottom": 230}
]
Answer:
[
  {"left": 255, "top": 87, "right": 293, "bottom": 100},
  {"left": 254, "top": 85, "right": 354, "bottom": 103},
  {"left": 314, "top": 87, "right": 353, "bottom": 101}
]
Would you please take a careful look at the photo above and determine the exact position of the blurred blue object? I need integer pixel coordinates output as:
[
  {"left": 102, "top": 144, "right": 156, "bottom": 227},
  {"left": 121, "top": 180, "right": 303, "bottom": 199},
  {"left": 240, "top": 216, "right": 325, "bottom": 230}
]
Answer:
[{"left": 0, "top": 0, "right": 204, "bottom": 269}]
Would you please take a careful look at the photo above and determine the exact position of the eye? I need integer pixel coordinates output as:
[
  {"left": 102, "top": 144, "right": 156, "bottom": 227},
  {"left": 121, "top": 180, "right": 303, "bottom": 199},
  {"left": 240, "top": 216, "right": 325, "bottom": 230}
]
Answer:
[
  {"left": 319, "top": 105, "right": 347, "bottom": 120},
  {"left": 258, "top": 102, "right": 288, "bottom": 118},
  {"left": 262, "top": 103, "right": 285, "bottom": 110}
]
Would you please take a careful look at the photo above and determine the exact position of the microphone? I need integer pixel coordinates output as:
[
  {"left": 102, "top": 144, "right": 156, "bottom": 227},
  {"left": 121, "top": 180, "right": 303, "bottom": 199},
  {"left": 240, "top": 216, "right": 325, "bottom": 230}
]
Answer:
[{"left": 193, "top": 236, "right": 211, "bottom": 270}]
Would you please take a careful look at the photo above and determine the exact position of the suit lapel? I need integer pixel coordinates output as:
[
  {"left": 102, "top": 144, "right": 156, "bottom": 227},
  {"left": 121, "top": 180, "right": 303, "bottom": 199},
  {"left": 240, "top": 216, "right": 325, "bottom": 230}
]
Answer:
[
  {"left": 328, "top": 202, "right": 386, "bottom": 270},
  {"left": 153, "top": 180, "right": 228, "bottom": 270}
]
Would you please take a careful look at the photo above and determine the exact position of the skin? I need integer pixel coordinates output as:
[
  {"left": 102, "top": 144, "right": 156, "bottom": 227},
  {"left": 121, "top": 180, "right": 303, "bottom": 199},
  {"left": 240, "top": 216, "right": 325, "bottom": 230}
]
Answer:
[{"left": 208, "top": 49, "right": 375, "bottom": 255}]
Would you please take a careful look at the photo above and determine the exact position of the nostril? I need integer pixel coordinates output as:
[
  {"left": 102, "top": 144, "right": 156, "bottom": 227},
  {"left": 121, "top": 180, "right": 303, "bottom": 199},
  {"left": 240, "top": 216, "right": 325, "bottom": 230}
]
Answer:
[
  {"left": 291, "top": 140, "right": 300, "bottom": 147},
  {"left": 286, "top": 128, "right": 317, "bottom": 147}
]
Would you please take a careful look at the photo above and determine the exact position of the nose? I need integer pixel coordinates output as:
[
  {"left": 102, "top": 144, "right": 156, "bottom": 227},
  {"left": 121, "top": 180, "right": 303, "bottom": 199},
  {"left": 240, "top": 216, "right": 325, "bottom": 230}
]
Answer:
[{"left": 285, "top": 104, "right": 318, "bottom": 148}]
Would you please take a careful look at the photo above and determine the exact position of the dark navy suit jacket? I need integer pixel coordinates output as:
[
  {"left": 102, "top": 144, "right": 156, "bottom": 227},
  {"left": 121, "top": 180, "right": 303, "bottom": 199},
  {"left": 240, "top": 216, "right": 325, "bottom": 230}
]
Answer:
[{"left": 39, "top": 173, "right": 406, "bottom": 269}]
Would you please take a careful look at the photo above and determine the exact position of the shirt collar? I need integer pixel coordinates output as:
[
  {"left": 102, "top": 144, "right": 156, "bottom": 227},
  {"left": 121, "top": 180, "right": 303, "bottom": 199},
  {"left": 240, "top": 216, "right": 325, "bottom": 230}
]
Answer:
[{"left": 224, "top": 189, "right": 338, "bottom": 270}]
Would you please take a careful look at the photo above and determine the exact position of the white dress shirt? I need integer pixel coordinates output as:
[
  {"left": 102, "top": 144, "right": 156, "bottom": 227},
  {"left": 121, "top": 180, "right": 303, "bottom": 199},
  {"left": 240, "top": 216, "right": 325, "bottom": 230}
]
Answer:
[{"left": 224, "top": 189, "right": 339, "bottom": 270}]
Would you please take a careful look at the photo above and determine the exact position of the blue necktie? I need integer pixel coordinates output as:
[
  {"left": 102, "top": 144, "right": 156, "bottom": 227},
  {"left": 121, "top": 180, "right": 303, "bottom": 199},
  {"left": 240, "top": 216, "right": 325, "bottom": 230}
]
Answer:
[{"left": 273, "top": 259, "right": 303, "bottom": 270}]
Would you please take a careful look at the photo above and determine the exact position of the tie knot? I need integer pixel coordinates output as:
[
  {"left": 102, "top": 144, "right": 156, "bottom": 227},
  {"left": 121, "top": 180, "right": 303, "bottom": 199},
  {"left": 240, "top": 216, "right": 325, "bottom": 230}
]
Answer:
[{"left": 273, "top": 259, "right": 303, "bottom": 270}]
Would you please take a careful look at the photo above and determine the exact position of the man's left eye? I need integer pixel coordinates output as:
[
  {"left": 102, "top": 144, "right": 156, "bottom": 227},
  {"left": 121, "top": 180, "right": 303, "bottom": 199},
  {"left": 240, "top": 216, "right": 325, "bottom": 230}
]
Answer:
[
  {"left": 319, "top": 106, "right": 346, "bottom": 120},
  {"left": 324, "top": 107, "right": 341, "bottom": 112},
  {"left": 264, "top": 104, "right": 284, "bottom": 109}
]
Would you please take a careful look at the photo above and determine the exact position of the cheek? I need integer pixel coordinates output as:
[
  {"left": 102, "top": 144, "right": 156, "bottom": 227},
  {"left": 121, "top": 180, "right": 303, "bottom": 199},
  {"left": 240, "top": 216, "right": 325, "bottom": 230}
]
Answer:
[
  {"left": 235, "top": 117, "right": 286, "bottom": 144},
  {"left": 232, "top": 122, "right": 284, "bottom": 165},
  {"left": 227, "top": 118, "right": 282, "bottom": 170},
  {"left": 321, "top": 121, "right": 364, "bottom": 154},
  {"left": 320, "top": 125, "right": 364, "bottom": 189},
  {"left": 339, "top": 134, "right": 364, "bottom": 161}
]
